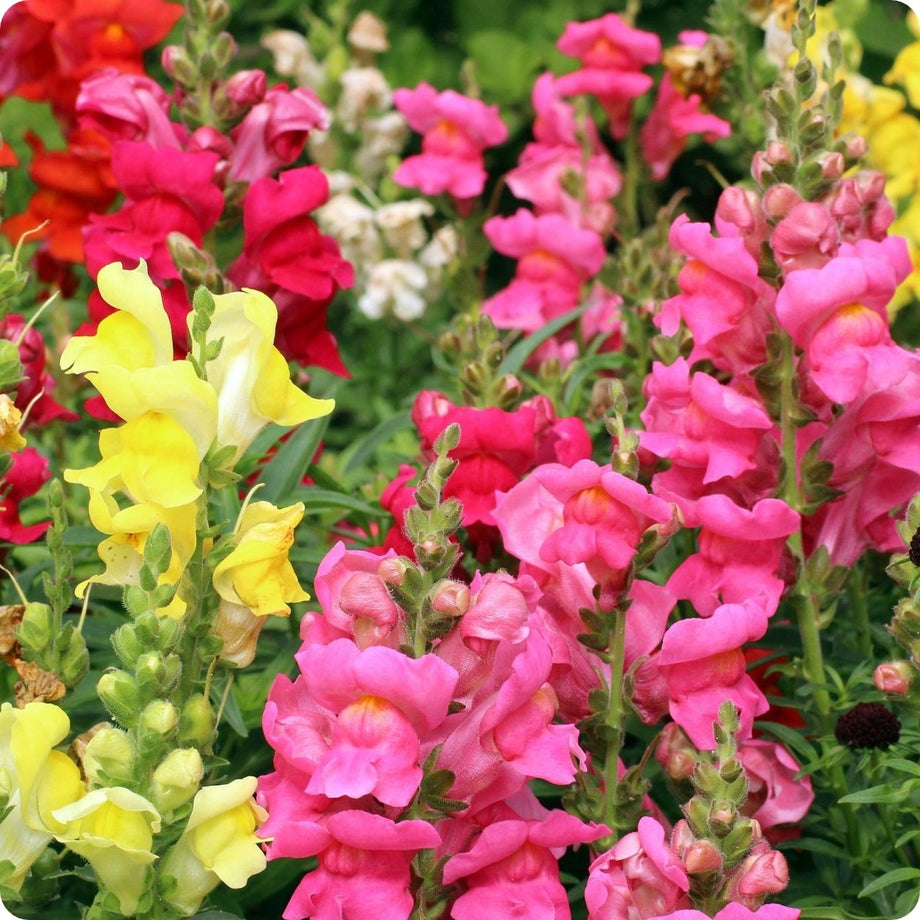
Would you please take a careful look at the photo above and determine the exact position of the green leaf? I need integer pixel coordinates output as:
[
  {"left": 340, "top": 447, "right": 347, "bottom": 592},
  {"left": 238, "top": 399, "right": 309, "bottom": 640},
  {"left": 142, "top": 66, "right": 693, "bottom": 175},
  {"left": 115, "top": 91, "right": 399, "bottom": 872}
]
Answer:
[
  {"left": 259, "top": 414, "right": 332, "bottom": 504},
  {"left": 290, "top": 487, "right": 385, "bottom": 518},
  {"left": 839, "top": 782, "right": 916, "bottom": 805},
  {"left": 880, "top": 758, "right": 920, "bottom": 779},
  {"left": 498, "top": 302, "right": 593, "bottom": 376},
  {"left": 344, "top": 410, "right": 413, "bottom": 474},
  {"left": 859, "top": 866, "right": 920, "bottom": 898},
  {"left": 754, "top": 720, "right": 819, "bottom": 766}
]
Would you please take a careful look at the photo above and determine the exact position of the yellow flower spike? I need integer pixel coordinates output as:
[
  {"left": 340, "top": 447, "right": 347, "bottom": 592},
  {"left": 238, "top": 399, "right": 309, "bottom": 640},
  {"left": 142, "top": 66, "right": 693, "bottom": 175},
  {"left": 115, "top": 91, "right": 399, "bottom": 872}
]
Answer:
[
  {"left": 60, "top": 261, "right": 173, "bottom": 377},
  {"left": 66, "top": 412, "right": 202, "bottom": 509},
  {"left": 211, "top": 501, "right": 309, "bottom": 618},
  {"left": 53, "top": 787, "right": 161, "bottom": 917},
  {"left": 159, "top": 777, "right": 266, "bottom": 916},
  {"left": 76, "top": 491, "right": 197, "bottom": 618},
  {"left": 870, "top": 113, "right": 920, "bottom": 201},
  {"left": 0, "top": 703, "right": 85, "bottom": 890},
  {"left": 203, "top": 288, "right": 334, "bottom": 460}
]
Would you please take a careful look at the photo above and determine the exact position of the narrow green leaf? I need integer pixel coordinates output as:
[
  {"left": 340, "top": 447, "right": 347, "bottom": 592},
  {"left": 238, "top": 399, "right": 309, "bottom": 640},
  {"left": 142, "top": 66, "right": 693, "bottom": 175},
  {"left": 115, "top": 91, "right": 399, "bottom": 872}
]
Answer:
[
  {"left": 839, "top": 782, "right": 915, "bottom": 805},
  {"left": 498, "top": 302, "right": 592, "bottom": 376},
  {"left": 344, "top": 410, "right": 413, "bottom": 473},
  {"left": 259, "top": 414, "right": 332, "bottom": 504},
  {"left": 859, "top": 867, "right": 920, "bottom": 898}
]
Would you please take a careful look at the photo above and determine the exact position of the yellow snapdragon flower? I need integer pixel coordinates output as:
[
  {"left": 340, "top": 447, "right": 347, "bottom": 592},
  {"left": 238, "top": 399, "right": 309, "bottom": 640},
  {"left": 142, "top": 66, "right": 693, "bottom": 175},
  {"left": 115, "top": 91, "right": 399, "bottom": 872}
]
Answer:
[
  {"left": 53, "top": 787, "right": 161, "bottom": 917},
  {"left": 212, "top": 501, "right": 309, "bottom": 618},
  {"left": 0, "top": 702, "right": 84, "bottom": 890},
  {"left": 159, "top": 777, "right": 267, "bottom": 916},
  {"left": 0, "top": 396, "right": 25, "bottom": 453}
]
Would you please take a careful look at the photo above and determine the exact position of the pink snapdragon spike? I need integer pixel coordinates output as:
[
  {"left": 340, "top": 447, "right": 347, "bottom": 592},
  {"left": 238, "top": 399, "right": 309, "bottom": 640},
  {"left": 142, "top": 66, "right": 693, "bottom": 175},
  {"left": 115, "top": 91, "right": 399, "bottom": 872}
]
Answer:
[
  {"left": 392, "top": 82, "right": 507, "bottom": 200},
  {"left": 586, "top": 816, "right": 690, "bottom": 920},
  {"left": 444, "top": 809, "right": 609, "bottom": 920},
  {"left": 280, "top": 811, "right": 442, "bottom": 920},
  {"left": 555, "top": 13, "right": 661, "bottom": 138},
  {"left": 737, "top": 739, "right": 815, "bottom": 841},
  {"left": 639, "top": 73, "right": 730, "bottom": 181},
  {"left": 666, "top": 495, "right": 798, "bottom": 618},
  {"left": 227, "top": 165, "right": 353, "bottom": 374},
  {"left": 76, "top": 69, "right": 181, "bottom": 148},
  {"left": 506, "top": 73, "right": 622, "bottom": 233},
  {"left": 0, "top": 448, "right": 51, "bottom": 543},
  {"left": 482, "top": 209, "right": 606, "bottom": 334},
  {"left": 774, "top": 236, "right": 910, "bottom": 404},
  {"left": 657, "top": 216, "right": 776, "bottom": 377},
  {"left": 228, "top": 85, "right": 330, "bottom": 183},
  {"left": 658, "top": 599, "right": 770, "bottom": 747}
]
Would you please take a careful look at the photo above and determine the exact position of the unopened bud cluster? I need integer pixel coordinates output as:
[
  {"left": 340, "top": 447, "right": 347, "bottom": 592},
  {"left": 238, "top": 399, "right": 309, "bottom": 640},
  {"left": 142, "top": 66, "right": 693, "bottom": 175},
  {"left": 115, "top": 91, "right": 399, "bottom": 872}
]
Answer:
[
  {"left": 674, "top": 702, "right": 790, "bottom": 913},
  {"left": 440, "top": 315, "right": 521, "bottom": 410}
]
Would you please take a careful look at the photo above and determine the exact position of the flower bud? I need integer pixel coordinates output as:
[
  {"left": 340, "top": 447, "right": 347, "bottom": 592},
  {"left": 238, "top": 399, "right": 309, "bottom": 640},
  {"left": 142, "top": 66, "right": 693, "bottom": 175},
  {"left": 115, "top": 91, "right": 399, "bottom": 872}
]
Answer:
[
  {"left": 97, "top": 670, "right": 141, "bottom": 727},
  {"left": 762, "top": 183, "right": 801, "bottom": 220},
  {"left": 136, "top": 651, "right": 180, "bottom": 699},
  {"left": 347, "top": 10, "right": 389, "bottom": 55},
  {"left": 141, "top": 700, "right": 178, "bottom": 737},
  {"left": 153, "top": 748, "right": 204, "bottom": 814},
  {"left": 730, "top": 846, "right": 789, "bottom": 901},
  {"left": 874, "top": 660, "right": 914, "bottom": 695},
  {"left": 178, "top": 693, "right": 216, "bottom": 749},
  {"left": 82, "top": 727, "right": 137, "bottom": 787},
  {"left": 59, "top": 628, "right": 89, "bottom": 688},
  {"left": 721, "top": 817, "right": 758, "bottom": 862},
  {"left": 162, "top": 46, "right": 197, "bottom": 87},
  {"left": 15, "top": 602, "right": 55, "bottom": 658},
  {"left": 684, "top": 840, "right": 723, "bottom": 874},
  {"left": 430, "top": 580, "right": 470, "bottom": 618},
  {"left": 656, "top": 722, "right": 698, "bottom": 781},
  {"left": 377, "top": 557, "right": 410, "bottom": 587},
  {"left": 227, "top": 69, "right": 267, "bottom": 107},
  {"left": 111, "top": 623, "right": 144, "bottom": 668}
]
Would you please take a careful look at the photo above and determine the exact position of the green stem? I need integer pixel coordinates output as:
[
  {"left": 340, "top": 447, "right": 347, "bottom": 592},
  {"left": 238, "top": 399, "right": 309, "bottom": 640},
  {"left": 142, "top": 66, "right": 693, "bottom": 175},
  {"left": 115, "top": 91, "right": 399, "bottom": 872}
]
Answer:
[
  {"left": 848, "top": 564, "right": 873, "bottom": 659},
  {"left": 603, "top": 603, "right": 629, "bottom": 837}
]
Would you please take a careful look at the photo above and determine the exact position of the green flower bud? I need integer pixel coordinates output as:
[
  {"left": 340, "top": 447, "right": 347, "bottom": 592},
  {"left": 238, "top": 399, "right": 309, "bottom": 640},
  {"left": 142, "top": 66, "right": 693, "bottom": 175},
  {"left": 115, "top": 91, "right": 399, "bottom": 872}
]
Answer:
[
  {"left": 82, "top": 727, "right": 137, "bottom": 787},
  {"left": 97, "top": 670, "right": 141, "bottom": 728},
  {"left": 152, "top": 748, "right": 204, "bottom": 814},
  {"left": 178, "top": 694, "right": 216, "bottom": 749},
  {"left": 141, "top": 700, "right": 178, "bottom": 736},
  {"left": 112, "top": 623, "right": 145, "bottom": 668},
  {"left": 721, "top": 818, "right": 757, "bottom": 864},
  {"left": 135, "top": 651, "right": 180, "bottom": 699},
  {"left": 16, "top": 602, "right": 56, "bottom": 660},
  {"left": 59, "top": 626, "right": 89, "bottom": 688},
  {"left": 0, "top": 340, "right": 22, "bottom": 392}
]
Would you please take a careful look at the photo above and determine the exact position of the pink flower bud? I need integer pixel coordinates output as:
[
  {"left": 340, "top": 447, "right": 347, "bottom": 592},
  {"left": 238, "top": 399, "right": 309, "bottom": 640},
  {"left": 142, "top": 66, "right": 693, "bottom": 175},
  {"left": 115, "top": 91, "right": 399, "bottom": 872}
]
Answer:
[
  {"left": 377, "top": 558, "right": 408, "bottom": 586},
  {"left": 732, "top": 847, "right": 790, "bottom": 901},
  {"left": 224, "top": 69, "right": 268, "bottom": 106},
  {"left": 818, "top": 151, "right": 844, "bottom": 179},
  {"left": 430, "top": 580, "right": 471, "bottom": 617},
  {"left": 845, "top": 135, "right": 868, "bottom": 160},
  {"left": 762, "top": 183, "right": 801, "bottom": 220},
  {"left": 765, "top": 141, "right": 792, "bottom": 164},
  {"left": 684, "top": 840, "right": 723, "bottom": 874},
  {"left": 655, "top": 722, "right": 698, "bottom": 781},
  {"left": 874, "top": 660, "right": 913, "bottom": 695}
]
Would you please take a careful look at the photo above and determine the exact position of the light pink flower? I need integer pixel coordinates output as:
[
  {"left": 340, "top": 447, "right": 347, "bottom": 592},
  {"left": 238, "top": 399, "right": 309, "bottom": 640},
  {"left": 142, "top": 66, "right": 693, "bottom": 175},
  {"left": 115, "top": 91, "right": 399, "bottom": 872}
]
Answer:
[
  {"left": 737, "top": 738, "right": 814, "bottom": 839},
  {"left": 556, "top": 14, "right": 661, "bottom": 138},
  {"left": 652, "top": 903, "right": 800, "bottom": 920},
  {"left": 666, "top": 495, "right": 798, "bottom": 617},
  {"left": 657, "top": 216, "right": 776, "bottom": 376},
  {"left": 393, "top": 83, "right": 507, "bottom": 200}
]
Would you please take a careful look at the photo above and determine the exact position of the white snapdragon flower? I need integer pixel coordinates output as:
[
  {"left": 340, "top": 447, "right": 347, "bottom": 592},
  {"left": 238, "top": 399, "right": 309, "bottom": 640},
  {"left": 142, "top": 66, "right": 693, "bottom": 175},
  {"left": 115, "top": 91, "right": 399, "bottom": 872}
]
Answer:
[{"left": 358, "top": 260, "right": 428, "bottom": 321}]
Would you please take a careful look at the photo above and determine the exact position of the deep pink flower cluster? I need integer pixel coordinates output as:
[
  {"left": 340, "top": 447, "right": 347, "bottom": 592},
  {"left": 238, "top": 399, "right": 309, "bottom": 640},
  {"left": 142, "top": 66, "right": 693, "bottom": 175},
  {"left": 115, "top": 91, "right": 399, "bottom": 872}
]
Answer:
[{"left": 74, "top": 66, "right": 353, "bottom": 373}]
